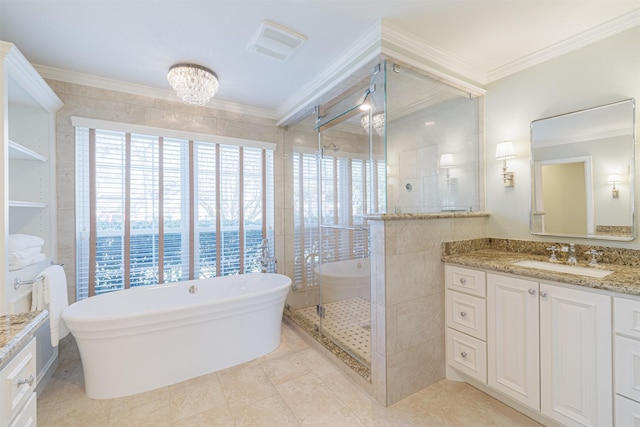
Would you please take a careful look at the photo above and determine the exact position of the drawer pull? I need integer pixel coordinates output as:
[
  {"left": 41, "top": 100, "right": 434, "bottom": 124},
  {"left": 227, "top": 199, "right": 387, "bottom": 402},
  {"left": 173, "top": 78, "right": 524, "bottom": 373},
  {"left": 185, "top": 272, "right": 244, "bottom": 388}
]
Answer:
[
  {"left": 528, "top": 289, "right": 536, "bottom": 295},
  {"left": 459, "top": 278, "right": 467, "bottom": 284},
  {"left": 460, "top": 311, "right": 467, "bottom": 318},
  {"left": 540, "top": 290, "right": 548, "bottom": 298},
  {"left": 461, "top": 351, "right": 468, "bottom": 358},
  {"left": 17, "top": 374, "right": 35, "bottom": 388}
]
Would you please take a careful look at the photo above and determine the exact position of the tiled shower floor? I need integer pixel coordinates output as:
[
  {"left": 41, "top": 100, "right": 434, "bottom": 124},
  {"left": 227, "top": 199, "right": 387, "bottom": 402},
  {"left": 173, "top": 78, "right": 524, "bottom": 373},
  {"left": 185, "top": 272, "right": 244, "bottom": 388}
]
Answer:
[{"left": 296, "top": 297, "right": 371, "bottom": 365}]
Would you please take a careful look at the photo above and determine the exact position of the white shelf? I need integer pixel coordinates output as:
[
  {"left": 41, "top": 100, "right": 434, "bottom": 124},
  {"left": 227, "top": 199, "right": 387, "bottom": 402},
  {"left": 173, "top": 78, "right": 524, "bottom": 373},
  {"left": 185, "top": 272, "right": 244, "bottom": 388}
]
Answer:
[
  {"left": 8, "top": 200, "right": 48, "bottom": 209},
  {"left": 8, "top": 140, "right": 47, "bottom": 162}
]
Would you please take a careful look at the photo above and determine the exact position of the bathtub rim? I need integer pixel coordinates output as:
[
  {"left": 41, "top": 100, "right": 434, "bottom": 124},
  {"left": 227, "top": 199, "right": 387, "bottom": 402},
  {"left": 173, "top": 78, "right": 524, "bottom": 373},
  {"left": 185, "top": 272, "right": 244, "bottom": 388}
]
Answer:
[{"left": 62, "top": 273, "right": 291, "bottom": 332}]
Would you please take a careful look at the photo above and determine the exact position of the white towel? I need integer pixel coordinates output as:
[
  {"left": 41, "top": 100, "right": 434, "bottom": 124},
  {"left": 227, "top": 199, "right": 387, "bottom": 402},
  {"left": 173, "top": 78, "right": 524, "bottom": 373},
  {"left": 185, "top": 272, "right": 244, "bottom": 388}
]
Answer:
[
  {"left": 37, "top": 265, "right": 70, "bottom": 346},
  {"left": 9, "top": 234, "right": 44, "bottom": 252},
  {"left": 9, "top": 253, "right": 46, "bottom": 271},
  {"left": 9, "top": 246, "right": 43, "bottom": 262}
]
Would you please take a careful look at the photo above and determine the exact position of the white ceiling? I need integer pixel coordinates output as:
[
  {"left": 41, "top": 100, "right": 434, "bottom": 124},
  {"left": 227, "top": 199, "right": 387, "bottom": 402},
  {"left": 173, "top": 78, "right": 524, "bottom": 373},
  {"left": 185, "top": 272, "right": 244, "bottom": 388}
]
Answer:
[{"left": 1, "top": 0, "right": 638, "bottom": 118}]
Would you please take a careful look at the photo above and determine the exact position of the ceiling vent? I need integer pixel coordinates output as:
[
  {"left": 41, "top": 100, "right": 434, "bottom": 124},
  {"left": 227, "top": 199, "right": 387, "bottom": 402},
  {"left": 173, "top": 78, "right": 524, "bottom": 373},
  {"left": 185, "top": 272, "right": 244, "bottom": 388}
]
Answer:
[{"left": 247, "top": 20, "right": 307, "bottom": 61}]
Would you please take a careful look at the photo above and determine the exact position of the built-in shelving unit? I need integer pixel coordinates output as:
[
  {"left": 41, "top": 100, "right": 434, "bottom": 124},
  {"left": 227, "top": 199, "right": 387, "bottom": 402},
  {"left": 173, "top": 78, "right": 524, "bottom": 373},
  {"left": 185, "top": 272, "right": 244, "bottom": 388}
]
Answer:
[{"left": 1, "top": 41, "right": 63, "bottom": 316}]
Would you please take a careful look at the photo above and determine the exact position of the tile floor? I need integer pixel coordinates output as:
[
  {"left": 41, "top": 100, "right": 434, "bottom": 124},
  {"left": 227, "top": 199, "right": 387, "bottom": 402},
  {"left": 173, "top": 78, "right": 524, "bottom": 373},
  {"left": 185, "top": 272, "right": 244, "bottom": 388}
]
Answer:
[
  {"left": 296, "top": 297, "right": 371, "bottom": 364},
  {"left": 37, "top": 323, "right": 541, "bottom": 426}
]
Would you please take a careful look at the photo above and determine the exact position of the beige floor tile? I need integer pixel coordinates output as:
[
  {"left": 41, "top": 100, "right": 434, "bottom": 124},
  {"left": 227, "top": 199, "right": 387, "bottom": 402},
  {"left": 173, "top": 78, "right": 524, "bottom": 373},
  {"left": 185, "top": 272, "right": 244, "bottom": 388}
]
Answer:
[
  {"left": 296, "top": 347, "right": 338, "bottom": 377},
  {"left": 169, "top": 372, "right": 228, "bottom": 421},
  {"left": 38, "top": 324, "right": 545, "bottom": 427},
  {"left": 107, "top": 387, "right": 172, "bottom": 427},
  {"left": 217, "top": 359, "right": 279, "bottom": 410},
  {"left": 170, "top": 403, "right": 237, "bottom": 427},
  {"left": 276, "top": 372, "right": 364, "bottom": 426},
  {"left": 262, "top": 352, "right": 311, "bottom": 385},
  {"left": 231, "top": 394, "right": 300, "bottom": 426}
]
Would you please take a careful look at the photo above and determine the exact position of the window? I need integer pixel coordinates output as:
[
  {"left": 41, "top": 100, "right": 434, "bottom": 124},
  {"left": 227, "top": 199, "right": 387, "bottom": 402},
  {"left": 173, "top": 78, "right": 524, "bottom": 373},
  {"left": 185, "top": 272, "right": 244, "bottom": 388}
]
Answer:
[
  {"left": 74, "top": 118, "right": 274, "bottom": 299},
  {"left": 292, "top": 148, "right": 384, "bottom": 289}
]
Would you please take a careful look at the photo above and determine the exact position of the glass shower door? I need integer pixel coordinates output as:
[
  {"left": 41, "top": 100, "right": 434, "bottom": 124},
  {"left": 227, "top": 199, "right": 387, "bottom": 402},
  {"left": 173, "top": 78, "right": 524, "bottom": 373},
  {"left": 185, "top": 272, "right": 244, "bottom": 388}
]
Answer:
[{"left": 314, "top": 63, "right": 385, "bottom": 368}]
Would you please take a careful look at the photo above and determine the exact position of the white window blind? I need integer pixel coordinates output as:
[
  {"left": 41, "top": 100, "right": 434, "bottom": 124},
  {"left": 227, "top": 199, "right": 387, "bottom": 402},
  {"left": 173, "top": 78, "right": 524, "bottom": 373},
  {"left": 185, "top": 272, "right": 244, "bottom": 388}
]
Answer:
[
  {"left": 75, "top": 126, "right": 273, "bottom": 298},
  {"left": 292, "top": 149, "right": 384, "bottom": 289}
]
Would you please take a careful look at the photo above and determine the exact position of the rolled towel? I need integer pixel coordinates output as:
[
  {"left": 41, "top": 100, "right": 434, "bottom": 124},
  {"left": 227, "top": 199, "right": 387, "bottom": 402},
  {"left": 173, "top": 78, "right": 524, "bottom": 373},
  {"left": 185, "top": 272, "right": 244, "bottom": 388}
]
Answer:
[
  {"left": 9, "top": 246, "right": 43, "bottom": 263},
  {"left": 9, "top": 253, "right": 46, "bottom": 271},
  {"left": 9, "top": 234, "right": 44, "bottom": 252}
]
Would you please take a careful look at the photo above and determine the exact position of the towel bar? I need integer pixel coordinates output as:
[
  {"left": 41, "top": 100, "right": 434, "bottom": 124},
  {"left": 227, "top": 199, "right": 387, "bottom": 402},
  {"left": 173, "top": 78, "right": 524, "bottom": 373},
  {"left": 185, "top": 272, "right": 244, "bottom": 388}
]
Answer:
[
  {"left": 14, "top": 275, "right": 44, "bottom": 290},
  {"left": 13, "top": 262, "right": 65, "bottom": 289}
]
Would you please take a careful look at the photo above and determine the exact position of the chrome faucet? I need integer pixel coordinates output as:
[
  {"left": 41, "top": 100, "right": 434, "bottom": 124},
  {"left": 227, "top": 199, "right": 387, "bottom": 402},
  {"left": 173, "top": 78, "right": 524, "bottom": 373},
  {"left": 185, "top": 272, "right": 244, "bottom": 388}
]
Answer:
[
  {"left": 546, "top": 246, "right": 559, "bottom": 262},
  {"left": 561, "top": 244, "right": 577, "bottom": 265},
  {"left": 584, "top": 248, "right": 603, "bottom": 266}
]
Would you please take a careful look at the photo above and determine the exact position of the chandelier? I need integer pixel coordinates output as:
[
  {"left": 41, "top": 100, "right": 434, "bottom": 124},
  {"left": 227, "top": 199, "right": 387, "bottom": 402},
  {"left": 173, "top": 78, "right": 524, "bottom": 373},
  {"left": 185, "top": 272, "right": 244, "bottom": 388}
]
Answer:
[
  {"left": 167, "top": 63, "right": 219, "bottom": 106},
  {"left": 360, "top": 113, "right": 385, "bottom": 136}
]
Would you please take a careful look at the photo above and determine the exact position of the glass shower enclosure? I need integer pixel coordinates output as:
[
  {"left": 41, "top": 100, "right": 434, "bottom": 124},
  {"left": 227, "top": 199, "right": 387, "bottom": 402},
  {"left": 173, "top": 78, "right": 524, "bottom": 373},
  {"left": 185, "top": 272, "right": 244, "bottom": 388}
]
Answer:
[{"left": 284, "top": 59, "right": 481, "bottom": 375}]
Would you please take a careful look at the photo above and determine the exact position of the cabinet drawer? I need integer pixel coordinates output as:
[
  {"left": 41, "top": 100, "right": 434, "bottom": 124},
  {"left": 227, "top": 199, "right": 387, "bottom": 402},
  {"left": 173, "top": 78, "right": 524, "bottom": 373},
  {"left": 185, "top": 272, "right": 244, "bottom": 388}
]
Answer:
[
  {"left": 615, "top": 335, "right": 640, "bottom": 402},
  {"left": 615, "top": 394, "right": 640, "bottom": 427},
  {"left": 447, "top": 328, "right": 487, "bottom": 383},
  {"left": 615, "top": 297, "right": 640, "bottom": 339},
  {"left": 446, "top": 290, "right": 486, "bottom": 340},
  {"left": 8, "top": 392, "right": 36, "bottom": 427},
  {"left": 1, "top": 338, "right": 36, "bottom": 425},
  {"left": 446, "top": 265, "right": 486, "bottom": 297}
]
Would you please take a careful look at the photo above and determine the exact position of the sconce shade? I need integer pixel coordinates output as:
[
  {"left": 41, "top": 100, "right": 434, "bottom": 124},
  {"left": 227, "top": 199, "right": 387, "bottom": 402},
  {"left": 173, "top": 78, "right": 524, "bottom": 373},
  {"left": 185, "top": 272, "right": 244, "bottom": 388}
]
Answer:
[
  {"left": 439, "top": 153, "right": 455, "bottom": 168},
  {"left": 607, "top": 174, "right": 621, "bottom": 184},
  {"left": 495, "top": 141, "right": 516, "bottom": 160}
]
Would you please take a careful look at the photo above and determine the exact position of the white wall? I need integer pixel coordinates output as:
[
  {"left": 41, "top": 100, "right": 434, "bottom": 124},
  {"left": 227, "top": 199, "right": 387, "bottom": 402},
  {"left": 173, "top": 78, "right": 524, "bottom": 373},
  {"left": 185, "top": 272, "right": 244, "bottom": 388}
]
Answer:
[{"left": 485, "top": 26, "right": 640, "bottom": 247}]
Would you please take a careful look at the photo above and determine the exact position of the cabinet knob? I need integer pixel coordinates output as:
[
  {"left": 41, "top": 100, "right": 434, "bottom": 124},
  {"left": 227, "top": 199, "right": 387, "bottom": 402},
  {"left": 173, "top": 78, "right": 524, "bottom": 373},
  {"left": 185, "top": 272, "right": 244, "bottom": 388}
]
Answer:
[
  {"left": 17, "top": 374, "right": 34, "bottom": 388},
  {"left": 528, "top": 289, "right": 536, "bottom": 295},
  {"left": 540, "top": 290, "right": 548, "bottom": 298},
  {"left": 460, "top": 311, "right": 467, "bottom": 318},
  {"left": 460, "top": 351, "right": 468, "bottom": 358},
  {"left": 459, "top": 278, "right": 467, "bottom": 284}
]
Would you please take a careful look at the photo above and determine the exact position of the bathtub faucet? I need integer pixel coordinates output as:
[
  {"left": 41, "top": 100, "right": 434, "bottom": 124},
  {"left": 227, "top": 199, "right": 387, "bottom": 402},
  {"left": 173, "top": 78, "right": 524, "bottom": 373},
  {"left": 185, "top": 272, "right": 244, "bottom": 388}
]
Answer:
[{"left": 260, "top": 239, "right": 277, "bottom": 273}]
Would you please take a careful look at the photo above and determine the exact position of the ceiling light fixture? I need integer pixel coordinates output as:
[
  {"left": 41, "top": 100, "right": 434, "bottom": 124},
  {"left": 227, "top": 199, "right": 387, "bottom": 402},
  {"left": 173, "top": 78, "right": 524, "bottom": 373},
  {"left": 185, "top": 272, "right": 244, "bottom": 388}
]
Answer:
[
  {"left": 167, "top": 63, "right": 219, "bottom": 106},
  {"left": 361, "top": 113, "right": 385, "bottom": 136}
]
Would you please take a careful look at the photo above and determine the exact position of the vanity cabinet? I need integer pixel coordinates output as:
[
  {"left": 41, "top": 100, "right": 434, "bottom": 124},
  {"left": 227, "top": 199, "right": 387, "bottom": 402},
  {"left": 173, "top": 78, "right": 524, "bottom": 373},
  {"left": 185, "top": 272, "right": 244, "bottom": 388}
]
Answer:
[
  {"left": 487, "top": 274, "right": 540, "bottom": 410},
  {"left": 0, "top": 337, "right": 37, "bottom": 427},
  {"left": 539, "top": 282, "right": 612, "bottom": 427},
  {"left": 613, "top": 297, "right": 640, "bottom": 426},
  {"left": 0, "top": 41, "right": 62, "bottom": 315},
  {"left": 445, "top": 265, "right": 487, "bottom": 383},
  {"left": 447, "top": 265, "right": 613, "bottom": 426}
]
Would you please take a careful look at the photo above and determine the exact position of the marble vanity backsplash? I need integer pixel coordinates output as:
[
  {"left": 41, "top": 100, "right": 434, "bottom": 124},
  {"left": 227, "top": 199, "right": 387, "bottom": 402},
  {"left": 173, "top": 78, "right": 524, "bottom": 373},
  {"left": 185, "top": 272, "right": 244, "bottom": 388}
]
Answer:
[{"left": 443, "top": 237, "right": 640, "bottom": 267}]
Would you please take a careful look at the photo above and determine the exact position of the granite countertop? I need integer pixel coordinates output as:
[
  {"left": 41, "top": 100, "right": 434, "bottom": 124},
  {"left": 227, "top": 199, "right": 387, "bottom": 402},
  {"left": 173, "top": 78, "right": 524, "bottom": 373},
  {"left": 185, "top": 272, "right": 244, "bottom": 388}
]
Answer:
[
  {"left": 442, "top": 238, "right": 640, "bottom": 297},
  {"left": 365, "top": 211, "right": 490, "bottom": 221},
  {"left": 0, "top": 310, "right": 48, "bottom": 366}
]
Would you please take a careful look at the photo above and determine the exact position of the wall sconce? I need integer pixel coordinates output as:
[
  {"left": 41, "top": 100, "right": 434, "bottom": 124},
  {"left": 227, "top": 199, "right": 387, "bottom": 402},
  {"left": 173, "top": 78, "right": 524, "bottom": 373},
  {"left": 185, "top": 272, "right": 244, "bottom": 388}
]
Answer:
[
  {"left": 495, "top": 141, "right": 516, "bottom": 187},
  {"left": 607, "top": 174, "right": 620, "bottom": 198},
  {"left": 439, "top": 153, "right": 455, "bottom": 186}
]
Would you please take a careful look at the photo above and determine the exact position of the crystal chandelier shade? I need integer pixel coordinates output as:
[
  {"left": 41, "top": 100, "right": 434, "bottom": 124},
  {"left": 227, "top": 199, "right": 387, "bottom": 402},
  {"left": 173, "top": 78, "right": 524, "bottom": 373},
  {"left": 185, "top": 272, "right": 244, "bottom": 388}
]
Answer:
[
  {"left": 360, "top": 113, "right": 385, "bottom": 136},
  {"left": 167, "top": 64, "right": 219, "bottom": 106}
]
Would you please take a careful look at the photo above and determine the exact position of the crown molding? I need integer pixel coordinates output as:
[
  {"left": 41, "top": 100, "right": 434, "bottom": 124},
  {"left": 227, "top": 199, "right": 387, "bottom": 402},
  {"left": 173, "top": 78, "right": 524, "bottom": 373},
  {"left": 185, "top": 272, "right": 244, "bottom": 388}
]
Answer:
[
  {"left": 380, "top": 21, "right": 487, "bottom": 91},
  {"left": 33, "top": 64, "right": 278, "bottom": 120},
  {"left": 1, "top": 42, "right": 63, "bottom": 112},
  {"left": 276, "top": 21, "right": 383, "bottom": 127},
  {"left": 488, "top": 9, "right": 640, "bottom": 82}
]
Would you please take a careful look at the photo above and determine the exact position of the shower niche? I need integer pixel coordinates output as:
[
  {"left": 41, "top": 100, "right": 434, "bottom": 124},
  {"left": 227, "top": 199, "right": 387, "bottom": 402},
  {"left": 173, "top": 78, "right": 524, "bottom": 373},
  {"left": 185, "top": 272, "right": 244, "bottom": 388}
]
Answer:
[{"left": 282, "top": 59, "right": 482, "bottom": 388}]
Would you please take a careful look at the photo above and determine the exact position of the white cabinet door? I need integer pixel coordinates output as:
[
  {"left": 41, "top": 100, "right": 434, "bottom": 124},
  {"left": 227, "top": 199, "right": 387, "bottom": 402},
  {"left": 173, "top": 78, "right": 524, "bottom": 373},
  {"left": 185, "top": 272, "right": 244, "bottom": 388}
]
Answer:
[
  {"left": 540, "top": 283, "right": 612, "bottom": 427},
  {"left": 487, "top": 273, "right": 540, "bottom": 410}
]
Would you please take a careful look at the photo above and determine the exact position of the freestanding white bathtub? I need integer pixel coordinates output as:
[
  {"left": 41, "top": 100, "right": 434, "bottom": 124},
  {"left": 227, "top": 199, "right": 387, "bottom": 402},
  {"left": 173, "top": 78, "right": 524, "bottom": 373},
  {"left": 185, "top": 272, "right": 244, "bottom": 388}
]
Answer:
[
  {"left": 314, "top": 258, "right": 370, "bottom": 303},
  {"left": 62, "top": 273, "right": 291, "bottom": 399}
]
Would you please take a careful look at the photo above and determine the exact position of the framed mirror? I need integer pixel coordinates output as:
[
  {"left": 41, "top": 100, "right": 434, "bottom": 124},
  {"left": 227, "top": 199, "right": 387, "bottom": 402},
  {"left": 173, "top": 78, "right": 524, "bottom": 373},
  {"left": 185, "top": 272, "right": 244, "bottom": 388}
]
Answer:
[{"left": 530, "top": 99, "right": 635, "bottom": 241}]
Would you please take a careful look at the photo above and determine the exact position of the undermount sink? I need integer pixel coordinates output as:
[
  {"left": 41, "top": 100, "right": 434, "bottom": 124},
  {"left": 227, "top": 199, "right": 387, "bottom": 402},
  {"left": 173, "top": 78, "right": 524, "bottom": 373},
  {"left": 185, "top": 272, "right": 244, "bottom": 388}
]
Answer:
[{"left": 512, "top": 260, "right": 613, "bottom": 278}]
